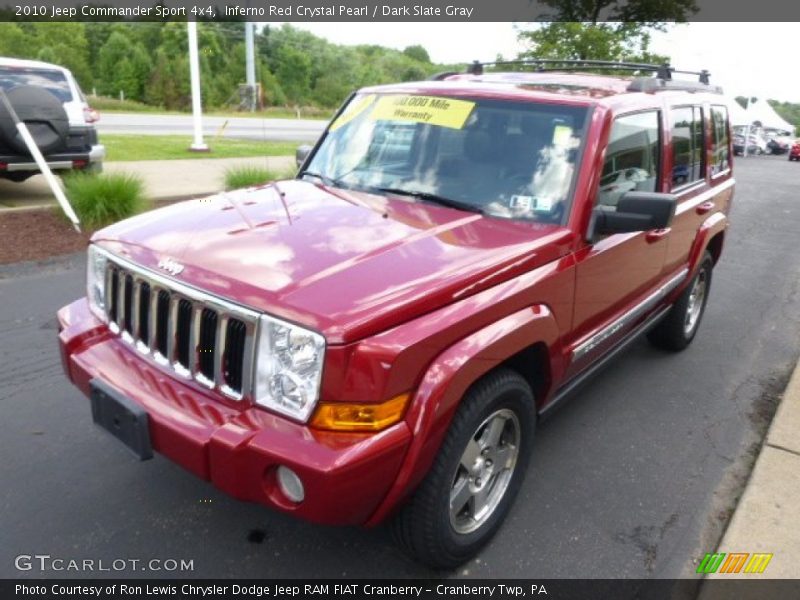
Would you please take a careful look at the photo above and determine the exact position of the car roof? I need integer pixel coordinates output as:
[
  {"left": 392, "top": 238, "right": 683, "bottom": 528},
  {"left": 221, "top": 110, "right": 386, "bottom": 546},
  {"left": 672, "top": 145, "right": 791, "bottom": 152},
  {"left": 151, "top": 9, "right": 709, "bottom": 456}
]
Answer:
[
  {"left": 0, "top": 56, "right": 71, "bottom": 75},
  {"left": 362, "top": 71, "right": 726, "bottom": 112}
]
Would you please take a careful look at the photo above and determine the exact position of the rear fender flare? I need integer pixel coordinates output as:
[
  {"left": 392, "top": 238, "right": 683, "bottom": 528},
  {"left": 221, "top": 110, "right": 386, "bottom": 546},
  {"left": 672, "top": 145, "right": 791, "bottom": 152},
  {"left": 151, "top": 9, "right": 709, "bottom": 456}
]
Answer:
[
  {"left": 688, "top": 212, "right": 727, "bottom": 277},
  {"left": 365, "top": 304, "right": 560, "bottom": 526}
]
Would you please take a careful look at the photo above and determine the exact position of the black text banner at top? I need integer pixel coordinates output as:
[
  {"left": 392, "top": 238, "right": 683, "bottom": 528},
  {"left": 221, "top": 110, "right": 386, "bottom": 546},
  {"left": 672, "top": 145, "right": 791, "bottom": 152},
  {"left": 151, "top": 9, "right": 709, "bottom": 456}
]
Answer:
[{"left": 0, "top": 0, "right": 799, "bottom": 22}]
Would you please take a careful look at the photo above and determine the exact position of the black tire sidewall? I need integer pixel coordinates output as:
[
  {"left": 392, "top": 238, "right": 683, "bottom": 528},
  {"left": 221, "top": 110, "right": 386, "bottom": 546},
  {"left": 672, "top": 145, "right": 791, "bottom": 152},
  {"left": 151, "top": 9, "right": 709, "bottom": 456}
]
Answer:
[
  {"left": 647, "top": 252, "right": 714, "bottom": 352},
  {"left": 669, "top": 254, "right": 714, "bottom": 347},
  {"left": 426, "top": 372, "right": 535, "bottom": 563}
]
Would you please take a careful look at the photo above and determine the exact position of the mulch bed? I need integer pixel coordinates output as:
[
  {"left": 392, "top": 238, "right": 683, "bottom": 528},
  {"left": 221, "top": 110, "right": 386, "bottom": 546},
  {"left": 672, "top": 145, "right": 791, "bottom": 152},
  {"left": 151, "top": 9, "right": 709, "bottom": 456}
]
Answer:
[
  {"left": 0, "top": 200, "right": 179, "bottom": 265},
  {"left": 0, "top": 209, "right": 93, "bottom": 265}
]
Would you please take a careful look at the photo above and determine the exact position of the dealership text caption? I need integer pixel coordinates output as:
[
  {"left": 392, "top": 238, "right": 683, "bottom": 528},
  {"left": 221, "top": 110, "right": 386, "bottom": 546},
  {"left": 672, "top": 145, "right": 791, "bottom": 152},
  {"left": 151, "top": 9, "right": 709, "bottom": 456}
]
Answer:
[
  {"left": 16, "top": 4, "right": 475, "bottom": 19},
  {"left": 16, "top": 583, "right": 549, "bottom": 597}
]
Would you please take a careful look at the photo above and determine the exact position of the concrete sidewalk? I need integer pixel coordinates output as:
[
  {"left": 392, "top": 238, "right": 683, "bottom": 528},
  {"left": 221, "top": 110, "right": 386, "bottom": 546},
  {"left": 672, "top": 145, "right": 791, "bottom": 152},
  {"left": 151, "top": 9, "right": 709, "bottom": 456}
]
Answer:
[
  {"left": 699, "top": 361, "right": 800, "bottom": 591},
  {"left": 0, "top": 155, "right": 295, "bottom": 211}
]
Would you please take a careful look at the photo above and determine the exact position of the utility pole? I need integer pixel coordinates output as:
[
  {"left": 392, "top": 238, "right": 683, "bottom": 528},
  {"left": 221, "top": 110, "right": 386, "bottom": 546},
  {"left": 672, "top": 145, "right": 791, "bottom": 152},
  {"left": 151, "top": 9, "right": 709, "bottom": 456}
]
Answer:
[
  {"left": 187, "top": 21, "right": 208, "bottom": 152},
  {"left": 245, "top": 22, "right": 257, "bottom": 111},
  {"left": 742, "top": 96, "right": 751, "bottom": 158}
]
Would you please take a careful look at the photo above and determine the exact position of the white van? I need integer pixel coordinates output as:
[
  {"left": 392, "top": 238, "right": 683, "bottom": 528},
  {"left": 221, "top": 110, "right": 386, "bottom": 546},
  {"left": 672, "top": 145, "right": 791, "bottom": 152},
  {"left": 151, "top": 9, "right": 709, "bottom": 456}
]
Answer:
[{"left": 0, "top": 57, "right": 104, "bottom": 182}]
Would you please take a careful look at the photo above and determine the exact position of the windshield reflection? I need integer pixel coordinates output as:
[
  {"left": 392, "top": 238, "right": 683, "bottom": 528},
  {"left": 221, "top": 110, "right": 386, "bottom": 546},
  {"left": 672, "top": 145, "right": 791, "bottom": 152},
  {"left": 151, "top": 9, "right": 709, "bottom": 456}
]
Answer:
[{"left": 303, "top": 93, "right": 587, "bottom": 224}]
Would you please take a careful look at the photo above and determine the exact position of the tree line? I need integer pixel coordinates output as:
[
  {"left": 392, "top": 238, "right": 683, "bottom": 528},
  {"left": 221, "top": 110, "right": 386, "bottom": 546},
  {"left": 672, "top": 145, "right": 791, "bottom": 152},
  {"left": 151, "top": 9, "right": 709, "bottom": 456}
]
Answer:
[
  {"left": 0, "top": 22, "right": 440, "bottom": 110},
  {"left": 0, "top": 20, "right": 797, "bottom": 130}
]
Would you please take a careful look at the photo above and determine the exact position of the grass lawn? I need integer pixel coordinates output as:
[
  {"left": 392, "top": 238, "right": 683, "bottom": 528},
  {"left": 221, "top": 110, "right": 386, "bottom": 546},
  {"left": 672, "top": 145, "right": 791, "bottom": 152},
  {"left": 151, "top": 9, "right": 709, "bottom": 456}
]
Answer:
[
  {"left": 91, "top": 96, "right": 332, "bottom": 120},
  {"left": 103, "top": 134, "right": 299, "bottom": 162}
]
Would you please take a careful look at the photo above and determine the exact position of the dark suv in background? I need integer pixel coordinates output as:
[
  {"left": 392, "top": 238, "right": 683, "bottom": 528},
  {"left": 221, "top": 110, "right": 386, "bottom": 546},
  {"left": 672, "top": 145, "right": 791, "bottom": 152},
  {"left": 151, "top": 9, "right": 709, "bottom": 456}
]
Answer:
[{"left": 0, "top": 57, "right": 104, "bottom": 182}]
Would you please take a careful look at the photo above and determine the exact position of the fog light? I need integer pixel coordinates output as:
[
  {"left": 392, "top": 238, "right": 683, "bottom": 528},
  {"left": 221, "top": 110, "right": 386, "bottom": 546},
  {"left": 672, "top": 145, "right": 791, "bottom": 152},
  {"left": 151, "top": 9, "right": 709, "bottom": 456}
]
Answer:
[{"left": 276, "top": 466, "right": 304, "bottom": 503}]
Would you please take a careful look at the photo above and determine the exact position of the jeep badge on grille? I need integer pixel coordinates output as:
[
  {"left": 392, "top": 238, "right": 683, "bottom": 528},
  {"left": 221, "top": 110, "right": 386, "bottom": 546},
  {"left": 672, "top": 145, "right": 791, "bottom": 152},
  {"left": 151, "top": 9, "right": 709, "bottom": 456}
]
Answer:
[{"left": 157, "top": 258, "right": 184, "bottom": 276}]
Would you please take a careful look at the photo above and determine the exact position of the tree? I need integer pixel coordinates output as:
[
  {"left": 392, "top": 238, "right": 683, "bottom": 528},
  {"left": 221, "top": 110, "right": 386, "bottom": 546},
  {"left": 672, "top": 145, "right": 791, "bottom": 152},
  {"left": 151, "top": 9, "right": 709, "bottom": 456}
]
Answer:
[
  {"left": 275, "top": 45, "right": 311, "bottom": 105},
  {"left": 519, "top": 22, "right": 669, "bottom": 63},
  {"left": 517, "top": 0, "right": 698, "bottom": 65},
  {"left": 0, "top": 24, "right": 35, "bottom": 57},
  {"left": 97, "top": 31, "right": 151, "bottom": 101},
  {"left": 29, "top": 23, "right": 92, "bottom": 87},
  {"left": 403, "top": 45, "right": 430, "bottom": 63},
  {"left": 536, "top": 0, "right": 697, "bottom": 22},
  {"left": 735, "top": 96, "right": 758, "bottom": 109}
]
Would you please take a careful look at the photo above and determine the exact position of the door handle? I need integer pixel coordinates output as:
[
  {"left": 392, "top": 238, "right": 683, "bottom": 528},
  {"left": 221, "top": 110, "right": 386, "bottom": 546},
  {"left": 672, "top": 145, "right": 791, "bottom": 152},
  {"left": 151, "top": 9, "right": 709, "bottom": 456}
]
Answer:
[
  {"left": 645, "top": 228, "right": 671, "bottom": 243},
  {"left": 696, "top": 201, "right": 715, "bottom": 215}
]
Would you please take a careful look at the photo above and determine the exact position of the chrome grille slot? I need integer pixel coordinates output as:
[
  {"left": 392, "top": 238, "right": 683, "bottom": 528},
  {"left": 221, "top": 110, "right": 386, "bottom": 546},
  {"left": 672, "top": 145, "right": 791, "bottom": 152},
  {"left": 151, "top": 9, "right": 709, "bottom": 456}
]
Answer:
[
  {"left": 137, "top": 281, "right": 151, "bottom": 348},
  {"left": 122, "top": 274, "right": 134, "bottom": 337},
  {"left": 175, "top": 298, "right": 193, "bottom": 372},
  {"left": 99, "top": 249, "right": 259, "bottom": 402},
  {"left": 107, "top": 267, "right": 119, "bottom": 327},
  {"left": 155, "top": 290, "right": 170, "bottom": 358},
  {"left": 223, "top": 319, "right": 247, "bottom": 394},
  {"left": 198, "top": 309, "right": 218, "bottom": 383}
]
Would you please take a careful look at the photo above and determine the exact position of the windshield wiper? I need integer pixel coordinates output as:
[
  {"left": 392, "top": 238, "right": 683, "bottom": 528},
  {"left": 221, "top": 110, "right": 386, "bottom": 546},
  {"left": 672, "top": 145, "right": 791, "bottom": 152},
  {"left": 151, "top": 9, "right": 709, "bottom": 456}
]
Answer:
[
  {"left": 298, "top": 170, "right": 342, "bottom": 188},
  {"left": 370, "top": 187, "right": 484, "bottom": 215}
]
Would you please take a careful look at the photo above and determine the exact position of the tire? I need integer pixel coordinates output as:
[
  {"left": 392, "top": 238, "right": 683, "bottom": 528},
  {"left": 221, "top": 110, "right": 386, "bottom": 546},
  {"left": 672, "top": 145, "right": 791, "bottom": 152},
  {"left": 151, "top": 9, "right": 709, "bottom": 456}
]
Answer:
[
  {"left": 647, "top": 252, "right": 713, "bottom": 352},
  {"left": 392, "top": 368, "right": 535, "bottom": 569},
  {"left": 0, "top": 85, "right": 69, "bottom": 154}
]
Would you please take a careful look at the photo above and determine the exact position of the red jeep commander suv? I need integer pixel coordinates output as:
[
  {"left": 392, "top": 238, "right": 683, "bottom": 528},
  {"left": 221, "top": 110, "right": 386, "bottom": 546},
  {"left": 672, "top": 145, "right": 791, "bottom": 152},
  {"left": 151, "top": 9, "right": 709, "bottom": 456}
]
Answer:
[{"left": 58, "top": 60, "right": 734, "bottom": 569}]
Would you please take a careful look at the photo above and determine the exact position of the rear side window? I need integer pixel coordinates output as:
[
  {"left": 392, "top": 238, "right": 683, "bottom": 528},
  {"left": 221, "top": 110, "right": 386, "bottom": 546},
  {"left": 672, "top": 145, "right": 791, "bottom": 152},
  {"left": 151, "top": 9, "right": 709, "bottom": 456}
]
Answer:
[
  {"left": 670, "top": 106, "right": 705, "bottom": 187},
  {"left": 710, "top": 105, "right": 730, "bottom": 176},
  {"left": 0, "top": 67, "right": 73, "bottom": 102},
  {"left": 596, "top": 111, "right": 660, "bottom": 210}
]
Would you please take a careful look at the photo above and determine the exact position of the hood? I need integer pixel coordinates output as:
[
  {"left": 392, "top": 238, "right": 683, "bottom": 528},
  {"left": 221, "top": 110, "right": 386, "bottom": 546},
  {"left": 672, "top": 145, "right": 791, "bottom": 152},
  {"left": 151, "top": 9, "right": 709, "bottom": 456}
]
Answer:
[{"left": 95, "top": 180, "right": 572, "bottom": 343}]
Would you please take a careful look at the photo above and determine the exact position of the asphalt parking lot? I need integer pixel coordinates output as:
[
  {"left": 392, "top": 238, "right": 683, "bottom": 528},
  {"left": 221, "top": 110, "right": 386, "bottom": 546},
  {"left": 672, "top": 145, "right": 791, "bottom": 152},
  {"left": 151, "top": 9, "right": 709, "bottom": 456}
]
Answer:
[{"left": 1, "top": 156, "right": 799, "bottom": 580}]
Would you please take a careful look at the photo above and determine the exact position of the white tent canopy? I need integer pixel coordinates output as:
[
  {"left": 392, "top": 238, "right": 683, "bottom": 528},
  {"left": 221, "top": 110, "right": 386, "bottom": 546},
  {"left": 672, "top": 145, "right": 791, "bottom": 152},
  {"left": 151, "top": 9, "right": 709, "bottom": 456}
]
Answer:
[
  {"left": 745, "top": 99, "right": 795, "bottom": 134},
  {"left": 726, "top": 98, "right": 750, "bottom": 127}
]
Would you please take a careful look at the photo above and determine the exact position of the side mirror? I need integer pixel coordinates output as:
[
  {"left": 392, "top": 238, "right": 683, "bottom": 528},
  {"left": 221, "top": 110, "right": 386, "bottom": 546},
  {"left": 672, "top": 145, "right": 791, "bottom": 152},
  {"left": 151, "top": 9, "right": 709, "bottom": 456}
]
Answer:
[
  {"left": 590, "top": 191, "right": 677, "bottom": 239},
  {"left": 295, "top": 144, "right": 312, "bottom": 169}
]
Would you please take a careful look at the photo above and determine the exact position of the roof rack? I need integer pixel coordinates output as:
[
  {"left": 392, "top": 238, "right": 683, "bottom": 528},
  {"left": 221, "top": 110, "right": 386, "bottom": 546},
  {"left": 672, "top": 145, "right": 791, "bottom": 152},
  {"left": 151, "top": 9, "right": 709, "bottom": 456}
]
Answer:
[{"left": 453, "top": 59, "right": 721, "bottom": 94}]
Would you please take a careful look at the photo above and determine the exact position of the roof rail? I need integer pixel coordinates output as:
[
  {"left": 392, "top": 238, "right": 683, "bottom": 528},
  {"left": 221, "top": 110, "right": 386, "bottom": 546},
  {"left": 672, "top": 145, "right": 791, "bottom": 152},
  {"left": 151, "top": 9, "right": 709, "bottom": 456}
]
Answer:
[
  {"left": 465, "top": 59, "right": 717, "bottom": 89},
  {"left": 627, "top": 77, "right": 723, "bottom": 95},
  {"left": 429, "top": 71, "right": 462, "bottom": 81}
]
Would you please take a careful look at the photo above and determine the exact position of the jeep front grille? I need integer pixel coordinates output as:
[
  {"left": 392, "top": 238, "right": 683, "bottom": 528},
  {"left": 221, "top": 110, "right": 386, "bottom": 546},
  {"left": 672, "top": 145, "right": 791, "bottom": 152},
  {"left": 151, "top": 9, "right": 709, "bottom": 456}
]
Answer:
[{"left": 101, "top": 253, "right": 259, "bottom": 401}]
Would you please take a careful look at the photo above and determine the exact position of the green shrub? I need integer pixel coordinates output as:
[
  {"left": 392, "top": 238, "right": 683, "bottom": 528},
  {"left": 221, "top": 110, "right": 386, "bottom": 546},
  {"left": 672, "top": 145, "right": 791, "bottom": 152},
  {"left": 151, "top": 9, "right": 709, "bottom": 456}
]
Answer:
[
  {"left": 61, "top": 171, "right": 149, "bottom": 229},
  {"left": 223, "top": 165, "right": 294, "bottom": 191}
]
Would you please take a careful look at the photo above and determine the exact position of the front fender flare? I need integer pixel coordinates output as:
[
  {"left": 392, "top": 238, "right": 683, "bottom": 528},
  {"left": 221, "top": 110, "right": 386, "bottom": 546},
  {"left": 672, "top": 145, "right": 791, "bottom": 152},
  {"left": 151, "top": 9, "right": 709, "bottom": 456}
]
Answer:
[{"left": 365, "top": 304, "right": 560, "bottom": 526}]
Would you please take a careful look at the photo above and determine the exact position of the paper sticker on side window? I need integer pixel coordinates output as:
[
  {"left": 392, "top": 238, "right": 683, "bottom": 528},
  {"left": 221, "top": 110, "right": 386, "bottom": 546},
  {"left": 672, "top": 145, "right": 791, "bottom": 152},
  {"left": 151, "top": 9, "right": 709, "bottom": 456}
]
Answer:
[
  {"left": 553, "top": 124, "right": 574, "bottom": 147},
  {"left": 329, "top": 94, "right": 376, "bottom": 132},
  {"left": 370, "top": 95, "right": 476, "bottom": 129}
]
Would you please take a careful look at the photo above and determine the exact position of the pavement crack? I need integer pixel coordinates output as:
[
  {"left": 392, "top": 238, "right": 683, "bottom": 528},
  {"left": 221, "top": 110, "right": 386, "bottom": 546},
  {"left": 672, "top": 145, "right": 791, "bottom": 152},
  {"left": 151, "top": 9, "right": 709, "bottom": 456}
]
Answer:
[
  {"left": 614, "top": 512, "right": 679, "bottom": 573},
  {"left": 764, "top": 442, "right": 800, "bottom": 458}
]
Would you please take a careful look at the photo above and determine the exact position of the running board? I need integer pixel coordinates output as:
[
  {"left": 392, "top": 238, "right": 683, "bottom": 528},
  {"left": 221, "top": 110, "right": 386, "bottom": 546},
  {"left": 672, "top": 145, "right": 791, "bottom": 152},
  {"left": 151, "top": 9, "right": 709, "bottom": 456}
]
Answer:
[{"left": 539, "top": 304, "right": 672, "bottom": 420}]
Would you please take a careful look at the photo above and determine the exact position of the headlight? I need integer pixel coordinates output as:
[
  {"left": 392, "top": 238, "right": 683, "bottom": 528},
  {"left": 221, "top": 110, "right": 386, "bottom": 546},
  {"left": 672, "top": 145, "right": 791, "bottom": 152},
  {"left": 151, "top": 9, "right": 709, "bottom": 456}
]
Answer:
[
  {"left": 86, "top": 245, "right": 108, "bottom": 322},
  {"left": 254, "top": 315, "right": 325, "bottom": 422}
]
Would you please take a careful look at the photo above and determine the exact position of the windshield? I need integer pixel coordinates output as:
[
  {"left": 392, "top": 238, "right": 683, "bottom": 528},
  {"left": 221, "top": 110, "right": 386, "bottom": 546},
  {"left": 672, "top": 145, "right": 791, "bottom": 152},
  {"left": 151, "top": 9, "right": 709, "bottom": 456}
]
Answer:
[
  {"left": 0, "top": 67, "right": 73, "bottom": 102},
  {"left": 303, "top": 93, "right": 588, "bottom": 223}
]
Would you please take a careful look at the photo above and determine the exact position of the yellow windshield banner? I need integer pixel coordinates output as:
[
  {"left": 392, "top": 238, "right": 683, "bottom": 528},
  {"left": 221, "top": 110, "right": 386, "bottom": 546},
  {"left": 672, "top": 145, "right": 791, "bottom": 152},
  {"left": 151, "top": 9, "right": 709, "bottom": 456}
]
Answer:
[
  {"left": 329, "top": 94, "right": 376, "bottom": 132},
  {"left": 370, "top": 95, "right": 476, "bottom": 129}
]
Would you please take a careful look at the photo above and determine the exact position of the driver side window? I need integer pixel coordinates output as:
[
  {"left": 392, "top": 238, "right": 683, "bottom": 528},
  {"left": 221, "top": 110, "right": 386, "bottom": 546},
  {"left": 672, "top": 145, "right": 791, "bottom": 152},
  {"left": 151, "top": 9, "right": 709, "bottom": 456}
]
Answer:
[{"left": 597, "top": 111, "right": 660, "bottom": 211}]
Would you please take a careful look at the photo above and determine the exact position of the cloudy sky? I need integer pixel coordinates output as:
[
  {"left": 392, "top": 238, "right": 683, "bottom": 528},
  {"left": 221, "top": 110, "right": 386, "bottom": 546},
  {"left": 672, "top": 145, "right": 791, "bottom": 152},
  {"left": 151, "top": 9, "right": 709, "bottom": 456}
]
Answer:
[{"left": 270, "top": 22, "right": 800, "bottom": 103}]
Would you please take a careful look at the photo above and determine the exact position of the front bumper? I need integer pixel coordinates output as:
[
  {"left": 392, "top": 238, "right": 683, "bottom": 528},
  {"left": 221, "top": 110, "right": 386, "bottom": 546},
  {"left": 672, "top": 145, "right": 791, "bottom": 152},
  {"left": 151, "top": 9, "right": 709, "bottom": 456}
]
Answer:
[{"left": 57, "top": 298, "right": 411, "bottom": 526}]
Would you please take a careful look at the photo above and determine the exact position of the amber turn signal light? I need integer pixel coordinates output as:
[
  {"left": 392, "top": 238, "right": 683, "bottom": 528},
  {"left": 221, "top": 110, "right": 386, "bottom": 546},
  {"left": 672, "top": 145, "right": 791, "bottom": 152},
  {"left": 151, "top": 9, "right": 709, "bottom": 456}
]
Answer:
[{"left": 310, "top": 393, "right": 411, "bottom": 432}]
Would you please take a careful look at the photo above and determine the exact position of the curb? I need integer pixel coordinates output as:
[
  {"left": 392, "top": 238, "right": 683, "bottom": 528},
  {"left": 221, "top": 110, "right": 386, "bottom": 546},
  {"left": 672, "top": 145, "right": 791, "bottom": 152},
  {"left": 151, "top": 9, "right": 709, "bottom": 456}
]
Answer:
[
  {"left": 697, "top": 359, "right": 800, "bottom": 592},
  {"left": 0, "top": 155, "right": 296, "bottom": 215}
]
